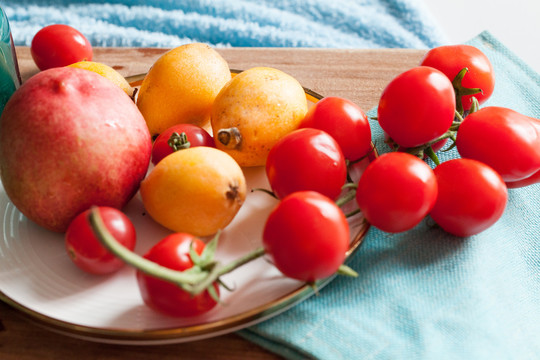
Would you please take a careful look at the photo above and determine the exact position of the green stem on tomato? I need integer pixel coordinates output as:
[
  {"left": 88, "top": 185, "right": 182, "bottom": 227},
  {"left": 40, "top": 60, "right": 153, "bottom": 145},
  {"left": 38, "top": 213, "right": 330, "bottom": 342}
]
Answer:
[
  {"left": 88, "top": 207, "right": 207, "bottom": 292},
  {"left": 337, "top": 264, "right": 358, "bottom": 277},
  {"left": 452, "top": 67, "right": 483, "bottom": 116},
  {"left": 88, "top": 206, "right": 267, "bottom": 296},
  {"left": 469, "top": 97, "right": 480, "bottom": 115},
  {"left": 168, "top": 132, "right": 191, "bottom": 152},
  {"left": 89, "top": 190, "right": 360, "bottom": 297},
  {"left": 189, "top": 247, "right": 266, "bottom": 295},
  {"left": 347, "top": 142, "right": 377, "bottom": 166},
  {"left": 251, "top": 187, "right": 278, "bottom": 199},
  {"left": 424, "top": 146, "right": 439, "bottom": 166},
  {"left": 453, "top": 110, "right": 464, "bottom": 125},
  {"left": 344, "top": 208, "right": 361, "bottom": 218},
  {"left": 405, "top": 130, "right": 452, "bottom": 155},
  {"left": 336, "top": 186, "right": 357, "bottom": 208}
]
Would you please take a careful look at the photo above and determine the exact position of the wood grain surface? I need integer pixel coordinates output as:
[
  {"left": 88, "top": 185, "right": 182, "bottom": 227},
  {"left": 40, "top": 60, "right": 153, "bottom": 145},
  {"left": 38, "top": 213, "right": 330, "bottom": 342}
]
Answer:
[{"left": 1, "top": 46, "right": 425, "bottom": 360}]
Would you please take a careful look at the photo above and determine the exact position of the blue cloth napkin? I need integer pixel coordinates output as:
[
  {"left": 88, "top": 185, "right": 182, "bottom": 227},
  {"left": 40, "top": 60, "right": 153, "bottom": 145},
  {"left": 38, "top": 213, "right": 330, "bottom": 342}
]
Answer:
[
  {"left": 3, "top": 0, "right": 447, "bottom": 49},
  {"left": 239, "top": 31, "right": 540, "bottom": 360}
]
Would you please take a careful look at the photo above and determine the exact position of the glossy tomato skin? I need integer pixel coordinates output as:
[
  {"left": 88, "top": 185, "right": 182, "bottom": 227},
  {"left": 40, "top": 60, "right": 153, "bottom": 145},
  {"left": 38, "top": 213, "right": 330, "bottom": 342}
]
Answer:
[
  {"left": 151, "top": 123, "right": 215, "bottom": 165},
  {"left": 265, "top": 128, "right": 347, "bottom": 200},
  {"left": 355, "top": 152, "right": 438, "bottom": 233},
  {"left": 31, "top": 24, "right": 93, "bottom": 71},
  {"left": 136, "top": 233, "right": 219, "bottom": 317},
  {"left": 420, "top": 45, "right": 495, "bottom": 111},
  {"left": 378, "top": 66, "right": 456, "bottom": 148},
  {"left": 430, "top": 158, "right": 508, "bottom": 237},
  {"left": 456, "top": 107, "right": 540, "bottom": 182},
  {"left": 262, "top": 191, "right": 350, "bottom": 282},
  {"left": 506, "top": 169, "right": 540, "bottom": 189},
  {"left": 299, "top": 96, "right": 372, "bottom": 161},
  {"left": 65, "top": 206, "right": 136, "bottom": 275}
]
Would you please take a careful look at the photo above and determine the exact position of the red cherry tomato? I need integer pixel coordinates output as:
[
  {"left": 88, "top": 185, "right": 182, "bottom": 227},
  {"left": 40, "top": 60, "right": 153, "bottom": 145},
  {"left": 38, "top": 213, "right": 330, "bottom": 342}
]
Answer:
[
  {"left": 31, "top": 24, "right": 93, "bottom": 71},
  {"left": 420, "top": 45, "right": 495, "bottom": 111},
  {"left": 505, "top": 169, "right": 540, "bottom": 189},
  {"left": 299, "top": 96, "right": 372, "bottom": 161},
  {"left": 266, "top": 128, "right": 347, "bottom": 200},
  {"left": 430, "top": 158, "right": 508, "bottom": 237},
  {"left": 355, "top": 152, "right": 438, "bottom": 233},
  {"left": 456, "top": 107, "right": 540, "bottom": 182},
  {"left": 151, "top": 123, "right": 215, "bottom": 165},
  {"left": 136, "top": 233, "right": 219, "bottom": 317},
  {"left": 378, "top": 66, "right": 456, "bottom": 148},
  {"left": 262, "top": 191, "right": 350, "bottom": 282},
  {"left": 65, "top": 207, "right": 136, "bottom": 275}
]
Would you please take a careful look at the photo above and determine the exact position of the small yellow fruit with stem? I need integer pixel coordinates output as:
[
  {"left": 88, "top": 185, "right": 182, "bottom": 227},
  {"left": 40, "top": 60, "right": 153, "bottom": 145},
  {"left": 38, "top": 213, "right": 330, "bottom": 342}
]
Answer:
[
  {"left": 140, "top": 146, "right": 247, "bottom": 237},
  {"left": 136, "top": 43, "right": 231, "bottom": 136},
  {"left": 68, "top": 61, "right": 135, "bottom": 98},
  {"left": 211, "top": 67, "right": 308, "bottom": 167}
]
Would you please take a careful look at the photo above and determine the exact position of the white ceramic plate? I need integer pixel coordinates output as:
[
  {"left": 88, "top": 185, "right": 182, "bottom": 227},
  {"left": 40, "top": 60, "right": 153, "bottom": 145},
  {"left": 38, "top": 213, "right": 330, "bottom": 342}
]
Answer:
[{"left": 0, "top": 83, "right": 370, "bottom": 345}]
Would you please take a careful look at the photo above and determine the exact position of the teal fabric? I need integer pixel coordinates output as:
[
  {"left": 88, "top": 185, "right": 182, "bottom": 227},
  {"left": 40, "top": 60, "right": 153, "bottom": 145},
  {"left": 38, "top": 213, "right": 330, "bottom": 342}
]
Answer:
[
  {"left": 4, "top": 0, "right": 447, "bottom": 49},
  {"left": 239, "top": 31, "right": 540, "bottom": 360}
]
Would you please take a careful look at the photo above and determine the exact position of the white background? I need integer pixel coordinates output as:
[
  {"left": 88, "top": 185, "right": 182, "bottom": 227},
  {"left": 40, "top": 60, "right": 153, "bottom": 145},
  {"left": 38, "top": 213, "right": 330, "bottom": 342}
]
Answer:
[{"left": 423, "top": 0, "right": 540, "bottom": 73}]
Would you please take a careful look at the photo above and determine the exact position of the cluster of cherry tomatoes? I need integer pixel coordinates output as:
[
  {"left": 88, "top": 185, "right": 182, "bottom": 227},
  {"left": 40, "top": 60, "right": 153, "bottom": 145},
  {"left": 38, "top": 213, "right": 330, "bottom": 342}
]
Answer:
[
  {"left": 261, "top": 44, "right": 539, "bottom": 289},
  {"left": 64, "top": 41, "right": 539, "bottom": 318},
  {"left": 365, "top": 44, "right": 539, "bottom": 237}
]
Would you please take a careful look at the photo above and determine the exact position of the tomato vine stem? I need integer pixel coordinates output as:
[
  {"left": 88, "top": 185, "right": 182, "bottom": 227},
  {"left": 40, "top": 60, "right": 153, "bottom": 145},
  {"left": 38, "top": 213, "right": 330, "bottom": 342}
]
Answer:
[
  {"left": 88, "top": 206, "right": 266, "bottom": 296},
  {"left": 89, "top": 207, "right": 206, "bottom": 292},
  {"left": 251, "top": 187, "right": 278, "bottom": 199},
  {"left": 89, "top": 185, "right": 360, "bottom": 298},
  {"left": 336, "top": 185, "right": 357, "bottom": 208},
  {"left": 452, "top": 67, "right": 482, "bottom": 115},
  {"left": 189, "top": 247, "right": 266, "bottom": 295}
]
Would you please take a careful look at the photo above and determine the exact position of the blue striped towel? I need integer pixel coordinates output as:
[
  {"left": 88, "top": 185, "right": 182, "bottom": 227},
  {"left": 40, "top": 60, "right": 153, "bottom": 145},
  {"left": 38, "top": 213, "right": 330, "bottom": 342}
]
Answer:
[{"left": 4, "top": 0, "right": 447, "bottom": 49}]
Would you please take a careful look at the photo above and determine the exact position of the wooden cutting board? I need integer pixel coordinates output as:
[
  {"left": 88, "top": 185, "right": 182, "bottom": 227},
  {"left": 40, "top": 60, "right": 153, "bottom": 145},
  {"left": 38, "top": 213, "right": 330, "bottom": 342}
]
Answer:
[{"left": 1, "top": 46, "right": 425, "bottom": 360}]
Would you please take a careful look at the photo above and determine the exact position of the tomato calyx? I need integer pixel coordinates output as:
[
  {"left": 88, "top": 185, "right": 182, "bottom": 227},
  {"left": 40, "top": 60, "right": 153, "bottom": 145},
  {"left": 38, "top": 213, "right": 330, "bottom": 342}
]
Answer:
[
  {"left": 168, "top": 131, "right": 191, "bottom": 152},
  {"left": 89, "top": 206, "right": 357, "bottom": 297},
  {"left": 89, "top": 206, "right": 264, "bottom": 298},
  {"left": 89, "top": 206, "right": 356, "bottom": 293},
  {"left": 452, "top": 67, "right": 483, "bottom": 115}
]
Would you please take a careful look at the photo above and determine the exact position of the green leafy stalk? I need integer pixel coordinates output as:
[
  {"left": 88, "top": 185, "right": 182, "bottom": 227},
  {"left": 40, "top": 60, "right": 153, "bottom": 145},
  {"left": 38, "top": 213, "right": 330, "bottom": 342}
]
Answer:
[
  {"left": 336, "top": 184, "right": 358, "bottom": 208},
  {"left": 251, "top": 187, "right": 279, "bottom": 199},
  {"left": 452, "top": 67, "right": 482, "bottom": 116},
  {"left": 337, "top": 264, "right": 358, "bottom": 277},
  {"left": 394, "top": 130, "right": 452, "bottom": 164},
  {"left": 88, "top": 206, "right": 265, "bottom": 296},
  {"left": 469, "top": 96, "right": 480, "bottom": 115},
  {"left": 89, "top": 181, "right": 361, "bottom": 299},
  {"left": 188, "top": 247, "right": 266, "bottom": 295},
  {"left": 88, "top": 207, "right": 206, "bottom": 293},
  {"left": 424, "top": 146, "right": 439, "bottom": 166},
  {"left": 168, "top": 132, "right": 191, "bottom": 151}
]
